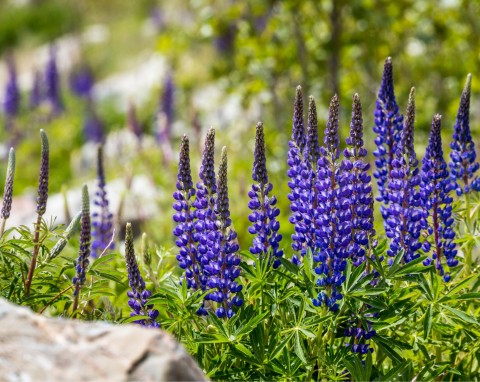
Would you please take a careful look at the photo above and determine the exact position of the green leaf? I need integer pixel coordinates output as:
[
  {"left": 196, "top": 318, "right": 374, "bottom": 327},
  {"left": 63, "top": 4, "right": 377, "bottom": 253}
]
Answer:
[
  {"left": 294, "top": 332, "right": 307, "bottom": 364},
  {"left": 440, "top": 304, "right": 479, "bottom": 325},
  {"left": 423, "top": 305, "right": 433, "bottom": 338},
  {"left": 235, "top": 311, "right": 269, "bottom": 338}
]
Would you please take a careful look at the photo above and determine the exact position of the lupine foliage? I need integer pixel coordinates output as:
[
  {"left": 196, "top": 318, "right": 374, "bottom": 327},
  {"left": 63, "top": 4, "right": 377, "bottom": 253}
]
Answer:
[{"left": 0, "top": 59, "right": 479, "bottom": 381}]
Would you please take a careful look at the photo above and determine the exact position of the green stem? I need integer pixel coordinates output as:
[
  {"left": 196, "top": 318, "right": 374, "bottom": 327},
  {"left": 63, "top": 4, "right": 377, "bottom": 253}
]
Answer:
[
  {"left": 0, "top": 217, "right": 6, "bottom": 238},
  {"left": 464, "top": 193, "right": 473, "bottom": 276},
  {"left": 24, "top": 215, "right": 43, "bottom": 296}
]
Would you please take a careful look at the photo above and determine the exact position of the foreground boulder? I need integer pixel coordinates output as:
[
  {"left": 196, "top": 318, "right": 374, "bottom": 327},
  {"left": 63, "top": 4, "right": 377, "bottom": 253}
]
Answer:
[{"left": 0, "top": 299, "right": 206, "bottom": 381}]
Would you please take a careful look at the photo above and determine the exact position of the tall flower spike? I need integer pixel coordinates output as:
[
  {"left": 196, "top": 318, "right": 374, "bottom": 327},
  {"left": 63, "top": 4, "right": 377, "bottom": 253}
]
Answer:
[
  {"left": 248, "top": 122, "right": 283, "bottom": 268},
  {"left": 287, "top": 86, "right": 309, "bottom": 263},
  {"left": 292, "top": 86, "right": 306, "bottom": 151},
  {"left": 422, "top": 115, "right": 457, "bottom": 281},
  {"left": 128, "top": 102, "right": 142, "bottom": 139},
  {"left": 384, "top": 88, "right": 427, "bottom": 264},
  {"left": 373, "top": 57, "right": 404, "bottom": 205},
  {"left": 69, "top": 64, "right": 94, "bottom": 99},
  {"left": 37, "top": 130, "right": 50, "bottom": 216},
  {"left": 207, "top": 147, "right": 243, "bottom": 319},
  {"left": 0, "top": 148, "right": 16, "bottom": 237},
  {"left": 3, "top": 56, "right": 20, "bottom": 120},
  {"left": 304, "top": 96, "right": 320, "bottom": 168},
  {"left": 72, "top": 185, "right": 91, "bottom": 313},
  {"left": 44, "top": 45, "right": 63, "bottom": 114},
  {"left": 30, "top": 70, "right": 42, "bottom": 109},
  {"left": 193, "top": 128, "right": 217, "bottom": 315},
  {"left": 449, "top": 74, "right": 480, "bottom": 195},
  {"left": 83, "top": 102, "right": 105, "bottom": 143},
  {"left": 173, "top": 136, "right": 202, "bottom": 290},
  {"left": 125, "top": 223, "right": 160, "bottom": 328},
  {"left": 342, "top": 94, "right": 373, "bottom": 268},
  {"left": 313, "top": 94, "right": 343, "bottom": 312},
  {"left": 91, "top": 145, "right": 114, "bottom": 258},
  {"left": 25, "top": 130, "right": 50, "bottom": 295}
]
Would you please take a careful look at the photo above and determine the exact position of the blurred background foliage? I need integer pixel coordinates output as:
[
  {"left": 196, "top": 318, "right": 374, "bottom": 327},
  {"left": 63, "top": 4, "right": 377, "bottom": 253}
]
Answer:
[{"left": 0, "top": 0, "right": 479, "bottom": 251}]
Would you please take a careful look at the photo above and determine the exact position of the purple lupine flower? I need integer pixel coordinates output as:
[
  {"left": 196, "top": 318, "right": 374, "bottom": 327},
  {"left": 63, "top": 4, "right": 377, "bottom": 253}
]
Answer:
[
  {"left": 193, "top": 128, "right": 217, "bottom": 316},
  {"left": 0, "top": 148, "right": 16, "bottom": 237},
  {"left": 44, "top": 45, "right": 63, "bottom": 114},
  {"left": 125, "top": 222, "right": 160, "bottom": 328},
  {"left": 173, "top": 136, "right": 202, "bottom": 290},
  {"left": 449, "top": 74, "right": 480, "bottom": 195},
  {"left": 301, "top": 96, "right": 321, "bottom": 257},
  {"left": 157, "top": 73, "right": 174, "bottom": 141},
  {"left": 3, "top": 56, "right": 20, "bottom": 119},
  {"left": 30, "top": 70, "right": 42, "bottom": 109},
  {"left": 70, "top": 64, "right": 94, "bottom": 99},
  {"left": 83, "top": 103, "right": 105, "bottom": 143},
  {"left": 127, "top": 102, "right": 142, "bottom": 139},
  {"left": 422, "top": 115, "right": 457, "bottom": 281},
  {"left": 313, "top": 94, "right": 344, "bottom": 312},
  {"left": 1, "top": 148, "right": 15, "bottom": 220},
  {"left": 248, "top": 122, "right": 283, "bottom": 268},
  {"left": 344, "top": 321, "right": 376, "bottom": 355},
  {"left": 37, "top": 129, "right": 49, "bottom": 216},
  {"left": 207, "top": 147, "right": 243, "bottom": 319},
  {"left": 91, "top": 145, "right": 114, "bottom": 258},
  {"left": 287, "top": 86, "right": 309, "bottom": 264},
  {"left": 341, "top": 94, "right": 374, "bottom": 267},
  {"left": 24, "top": 130, "right": 50, "bottom": 296},
  {"left": 214, "top": 22, "right": 237, "bottom": 54},
  {"left": 373, "top": 57, "right": 404, "bottom": 206},
  {"left": 72, "top": 185, "right": 91, "bottom": 312},
  {"left": 384, "top": 88, "right": 427, "bottom": 264}
]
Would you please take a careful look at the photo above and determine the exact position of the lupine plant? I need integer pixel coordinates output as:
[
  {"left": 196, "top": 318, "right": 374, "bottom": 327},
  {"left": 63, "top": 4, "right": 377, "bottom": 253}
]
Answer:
[
  {"left": 91, "top": 145, "right": 114, "bottom": 258},
  {"left": 0, "top": 58, "right": 479, "bottom": 381}
]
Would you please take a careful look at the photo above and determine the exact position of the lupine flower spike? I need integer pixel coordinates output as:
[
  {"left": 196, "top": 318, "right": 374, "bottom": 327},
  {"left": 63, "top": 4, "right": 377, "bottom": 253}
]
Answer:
[
  {"left": 25, "top": 130, "right": 49, "bottom": 296},
  {"left": 72, "top": 185, "right": 91, "bottom": 313},
  {"left": 45, "top": 45, "right": 63, "bottom": 115},
  {"left": 128, "top": 102, "right": 142, "bottom": 140},
  {"left": 125, "top": 223, "right": 160, "bottom": 328},
  {"left": 70, "top": 65, "right": 94, "bottom": 99},
  {"left": 373, "top": 57, "right": 404, "bottom": 207},
  {"left": 313, "top": 94, "right": 344, "bottom": 312},
  {"left": 449, "top": 74, "right": 480, "bottom": 195},
  {"left": 287, "top": 86, "right": 308, "bottom": 264},
  {"left": 83, "top": 103, "right": 105, "bottom": 143},
  {"left": 157, "top": 74, "right": 174, "bottom": 163},
  {"left": 3, "top": 56, "right": 20, "bottom": 128},
  {"left": 0, "top": 148, "right": 15, "bottom": 237},
  {"left": 91, "top": 145, "right": 114, "bottom": 258},
  {"left": 384, "top": 88, "right": 427, "bottom": 264},
  {"left": 30, "top": 70, "right": 42, "bottom": 109},
  {"left": 248, "top": 122, "right": 283, "bottom": 268},
  {"left": 208, "top": 147, "right": 243, "bottom": 319},
  {"left": 193, "top": 128, "right": 218, "bottom": 315},
  {"left": 422, "top": 115, "right": 457, "bottom": 281},
  {"left": 341, "top": 94, "right": 374, "bottom": 267},
  {"left": 173, "top": 136, "right": 202, "bottom": 291}
]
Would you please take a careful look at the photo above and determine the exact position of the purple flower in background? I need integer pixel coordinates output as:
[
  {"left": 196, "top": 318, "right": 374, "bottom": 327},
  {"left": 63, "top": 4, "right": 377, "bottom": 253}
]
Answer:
[
  {"left": 125, "top": 222, "right": 160, "bottom": 328},
  {"left": 207, "top": 147, "right": 243, "bottom": 319},
  {"left": 313, "top": 94, "right": 344, "bottom": 312},
  {"left": 158, "top": 73, "right": 174, "bottom": 139},
  {"left": 384, "top": 88, "right": 427, "bottom": 264},
  {"left": 422, "top": 115, "right": 457, "bottom": 282},
  {"left": 193, "top": 128, "right": 217, "bottom": 316},
  {"left": 373, "top": 57, "right": 404, "bottom": 206},
  {"left": 30, "top": 70, "right": 42, "bottom": 109},
  {"left": 83, "top": 103, "right": 105, "bottom": 143},
  {"left": 127, "top": 102, "right": 142, "bottom": 139},
  {"left": 214, "top": 22, "right": 237, "bottom": 54},
  {"left": 70, "top": 64, "right": 94, "bottom": 99},
  {"left": 91, "top": 145, "right": 114, "bottom": 258},
  {"left": 449, "top": 74, "right": 480, "bottom": 195},
  {"left": 3, "top": 56, "right": 20, "bottom": 119},
  {"left": 44, "top": 45, "right": 63, "bottom": 114},
  {"left": 173, "top": 136, "right": 202, "bottom": 291},
  {"left": 248, "top": 122, "right": 283, "bottom": 268}
]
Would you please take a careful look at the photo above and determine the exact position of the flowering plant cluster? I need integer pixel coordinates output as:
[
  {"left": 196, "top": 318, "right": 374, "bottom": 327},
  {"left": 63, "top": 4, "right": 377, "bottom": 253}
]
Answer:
[{"left": 0, "top": 57, "right": 479, "bottom": 381}]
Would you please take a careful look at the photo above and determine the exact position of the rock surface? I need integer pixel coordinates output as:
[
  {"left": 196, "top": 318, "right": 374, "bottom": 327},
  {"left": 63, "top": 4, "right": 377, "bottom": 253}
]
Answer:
[{"left": 0, "top": 299, "right": 207, "bottom": 382}]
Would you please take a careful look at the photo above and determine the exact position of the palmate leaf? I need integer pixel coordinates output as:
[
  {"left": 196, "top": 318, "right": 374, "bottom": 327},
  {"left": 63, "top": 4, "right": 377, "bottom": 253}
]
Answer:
[
  {"left": 440, "top": 304, "right": 479, "bottom": 325},
  {"left": 423, "top": 304, "right": 433, "bottom": 338}
]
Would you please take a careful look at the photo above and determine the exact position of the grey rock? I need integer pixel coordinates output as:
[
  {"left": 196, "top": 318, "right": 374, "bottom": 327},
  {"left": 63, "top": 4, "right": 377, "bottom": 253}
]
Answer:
[{"left": 0, "top": 299, "right": 207, "bottom": 382}]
